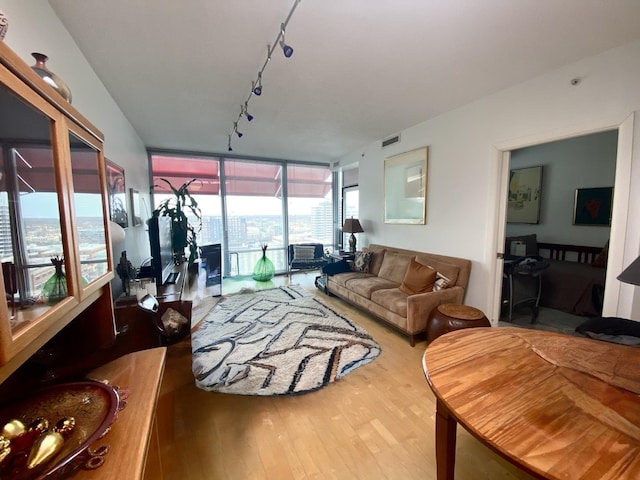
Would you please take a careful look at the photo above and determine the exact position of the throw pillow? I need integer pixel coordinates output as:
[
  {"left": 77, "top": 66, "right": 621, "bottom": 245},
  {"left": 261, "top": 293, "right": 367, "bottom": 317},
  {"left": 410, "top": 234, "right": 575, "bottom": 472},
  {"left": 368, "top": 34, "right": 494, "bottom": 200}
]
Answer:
[
  {"left": 399, "top": 259, "right": 437, "bottom": 295},
  {"left": 592, "top": 241, "right": 609, "bottom": 268},
  {"left": 293, "top": 245, "right": 316, "bottom": 261},
  {"left": 351, "top": 251, "right": 373, "bottom": 273},
  {"left": 433, "top": 272, "right": 452, "bottom": 291},
  {"left": 322, "top": 259, "right": 351, "bottom": 276}
]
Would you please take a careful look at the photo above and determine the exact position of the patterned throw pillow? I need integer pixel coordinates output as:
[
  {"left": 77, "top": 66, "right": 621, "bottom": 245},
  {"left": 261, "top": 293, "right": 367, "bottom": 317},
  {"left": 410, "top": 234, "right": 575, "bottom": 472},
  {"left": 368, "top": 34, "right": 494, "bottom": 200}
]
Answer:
[
  {"left": 351, "top": 251, "right": 373, "bottom": 273},
  {"left": 293, "top": 245, "right": 316, "bottom": 261},
  {"left": 433, "top": 272, "right": 451, "bottom": 291}
]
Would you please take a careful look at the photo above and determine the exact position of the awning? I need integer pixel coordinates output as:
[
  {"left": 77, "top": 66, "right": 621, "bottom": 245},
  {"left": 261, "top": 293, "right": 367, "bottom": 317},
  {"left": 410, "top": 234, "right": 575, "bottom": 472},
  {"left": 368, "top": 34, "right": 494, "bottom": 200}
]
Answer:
[{"left": 151, "top": 155, "right": 331, "bottom": 198}]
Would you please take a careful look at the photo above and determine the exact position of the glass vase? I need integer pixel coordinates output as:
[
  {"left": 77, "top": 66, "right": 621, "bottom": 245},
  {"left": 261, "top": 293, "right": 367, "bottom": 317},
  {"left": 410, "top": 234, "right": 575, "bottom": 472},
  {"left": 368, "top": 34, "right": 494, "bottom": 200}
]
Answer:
[{"left": 252, "top": 245, "right": 275, "bottom": 282}]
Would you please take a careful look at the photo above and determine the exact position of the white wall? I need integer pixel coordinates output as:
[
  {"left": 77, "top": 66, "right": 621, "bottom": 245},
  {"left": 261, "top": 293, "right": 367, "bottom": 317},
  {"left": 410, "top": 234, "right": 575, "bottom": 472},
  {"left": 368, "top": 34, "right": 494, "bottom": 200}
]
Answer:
[
  {"left": 507, "top": 130, "right": 617, "bottom": 248},
  {"left": 1, "top": 1, "right": 151, "bottom": 281},
  {"left": 339, "top": 40, "right": 640, "bottom": 321}
]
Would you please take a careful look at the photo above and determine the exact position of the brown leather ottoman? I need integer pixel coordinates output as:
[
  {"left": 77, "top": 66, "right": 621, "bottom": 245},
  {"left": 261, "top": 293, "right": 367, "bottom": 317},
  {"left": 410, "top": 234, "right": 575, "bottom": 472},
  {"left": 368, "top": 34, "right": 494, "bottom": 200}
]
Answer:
[{"left": 427, "top": 304, "right": 490, "bottom": 342}]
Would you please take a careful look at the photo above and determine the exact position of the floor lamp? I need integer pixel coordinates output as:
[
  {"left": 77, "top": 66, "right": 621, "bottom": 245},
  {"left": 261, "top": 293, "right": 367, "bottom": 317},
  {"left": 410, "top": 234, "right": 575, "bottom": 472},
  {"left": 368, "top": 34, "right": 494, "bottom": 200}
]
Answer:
[
  {"left": 342, "top": 218, "right": 364, "bottom": 254},
  {"left": 618, "top": 256, "right": 640, "bottom": 286}
]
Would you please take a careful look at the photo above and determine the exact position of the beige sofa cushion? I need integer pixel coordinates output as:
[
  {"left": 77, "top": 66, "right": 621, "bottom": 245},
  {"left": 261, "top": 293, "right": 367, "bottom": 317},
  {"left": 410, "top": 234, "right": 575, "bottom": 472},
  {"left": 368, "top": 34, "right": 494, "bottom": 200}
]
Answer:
[
  {"left": 344, "top": 276, "right": 398, "bottom": 299},
  {"left": 371, "top": 288, "right": 408, "bottom": 317},
  {"left": 330, "top": 271, "right": 373, "bottom": 287},
  {"left": 378, "top": 252, "right": 414, "bottom": 283}
]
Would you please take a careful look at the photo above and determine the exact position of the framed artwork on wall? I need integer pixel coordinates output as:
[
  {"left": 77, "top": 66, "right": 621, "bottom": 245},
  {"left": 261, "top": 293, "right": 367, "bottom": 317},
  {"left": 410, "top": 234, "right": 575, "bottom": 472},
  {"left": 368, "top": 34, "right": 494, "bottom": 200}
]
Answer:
[
  {"left": 129, "top": 188, "right": 142, "bottom": 226},
  {"left": 507, "top": 166, "right": 542, "bottom": 224},
  {"left": 384, "top": 146, "right": 428, "bottom": 224},
  {"left": 106, "top": 159, "right": 128, "bottom": 228},
  {"left": 573, "top": 186, "right": 614, "bottom": 226}
]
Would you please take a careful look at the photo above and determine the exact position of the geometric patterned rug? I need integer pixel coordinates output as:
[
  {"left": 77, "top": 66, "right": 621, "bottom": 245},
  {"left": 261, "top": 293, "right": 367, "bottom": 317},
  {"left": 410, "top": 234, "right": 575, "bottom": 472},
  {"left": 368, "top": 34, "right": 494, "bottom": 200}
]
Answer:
[{"left": 191, "top": 285, "right": 381, "bottom": 396}]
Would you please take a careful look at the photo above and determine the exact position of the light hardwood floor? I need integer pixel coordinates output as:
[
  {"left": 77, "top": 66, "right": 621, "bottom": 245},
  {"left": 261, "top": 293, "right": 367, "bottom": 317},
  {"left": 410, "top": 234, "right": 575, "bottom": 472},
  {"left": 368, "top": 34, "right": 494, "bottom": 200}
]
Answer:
[{"left": 157, "top": 273, "right": 535, "bottom": 479}]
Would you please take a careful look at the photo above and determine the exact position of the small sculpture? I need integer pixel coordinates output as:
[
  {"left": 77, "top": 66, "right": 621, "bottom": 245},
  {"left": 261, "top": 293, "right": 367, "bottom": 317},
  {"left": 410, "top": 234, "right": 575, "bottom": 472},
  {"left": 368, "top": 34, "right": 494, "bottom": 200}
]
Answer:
[{"left": 116, "top": 251, "right": 137, "bottom": 296}]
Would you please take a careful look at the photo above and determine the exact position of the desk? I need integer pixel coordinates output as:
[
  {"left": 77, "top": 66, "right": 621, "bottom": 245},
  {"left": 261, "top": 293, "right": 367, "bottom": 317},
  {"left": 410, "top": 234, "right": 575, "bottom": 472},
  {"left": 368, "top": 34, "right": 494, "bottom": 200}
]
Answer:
[
  {"left": 503, "top": 258, "right": 549, "bottom": 322},
  {"left": 422, "top": 328, "right": 640, "bottom": 480}
]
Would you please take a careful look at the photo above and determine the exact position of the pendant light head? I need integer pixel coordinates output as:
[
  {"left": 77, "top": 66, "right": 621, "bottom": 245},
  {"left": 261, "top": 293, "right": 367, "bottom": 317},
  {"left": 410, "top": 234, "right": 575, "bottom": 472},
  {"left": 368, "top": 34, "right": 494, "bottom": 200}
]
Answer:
[
  {"left": 227, "top": 135, "right": 233, "bottom": 152},
  {"left": 244, "top": 102, "right": 254, "bottom": 121},
  {"left": 233, "top": 122, "right": 243, "bottom": 138},
  {"left": 252, "top": 73, "right": 263, "bottom": 96},
  {"left": 279, "top": 24, "right": 294, "bottom": 58}
]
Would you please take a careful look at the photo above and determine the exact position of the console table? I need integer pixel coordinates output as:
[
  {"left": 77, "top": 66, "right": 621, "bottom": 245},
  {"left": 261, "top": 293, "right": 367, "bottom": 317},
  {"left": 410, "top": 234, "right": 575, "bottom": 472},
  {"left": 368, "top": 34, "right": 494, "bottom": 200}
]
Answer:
[
  {"left": 422, "top": 327, "right": 640, "bottom": 480},
  {"left": 114, "top": 263, "right": 192, "bottom": 352},
  {"left": 77, "top": 347, "right": 166, "bottom": 479}
]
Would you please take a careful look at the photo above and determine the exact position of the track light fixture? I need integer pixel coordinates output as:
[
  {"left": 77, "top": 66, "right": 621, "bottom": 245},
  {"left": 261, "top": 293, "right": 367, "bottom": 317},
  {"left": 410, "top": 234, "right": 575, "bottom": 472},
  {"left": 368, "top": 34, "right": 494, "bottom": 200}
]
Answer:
[
  {"left": 225, "top": 0, "right": 301, "bottom": 153},
  {"left": 279, "top": 24, "right": 294, "bottom": 58}
]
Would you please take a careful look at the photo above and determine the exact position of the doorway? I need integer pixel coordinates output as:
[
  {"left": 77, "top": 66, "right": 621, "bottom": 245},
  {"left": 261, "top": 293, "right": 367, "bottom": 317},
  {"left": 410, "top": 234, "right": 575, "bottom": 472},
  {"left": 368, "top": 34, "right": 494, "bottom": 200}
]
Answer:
[{"left": 490, "top": 114, "right": 635, "bottom": 323}]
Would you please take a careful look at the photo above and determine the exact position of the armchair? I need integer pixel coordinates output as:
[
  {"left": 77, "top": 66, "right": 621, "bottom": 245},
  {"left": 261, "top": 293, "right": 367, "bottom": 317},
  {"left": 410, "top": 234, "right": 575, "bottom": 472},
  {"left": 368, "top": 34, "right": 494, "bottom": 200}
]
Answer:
[{"left": 288, "top": 243, "right": 327, "bottom": 276}]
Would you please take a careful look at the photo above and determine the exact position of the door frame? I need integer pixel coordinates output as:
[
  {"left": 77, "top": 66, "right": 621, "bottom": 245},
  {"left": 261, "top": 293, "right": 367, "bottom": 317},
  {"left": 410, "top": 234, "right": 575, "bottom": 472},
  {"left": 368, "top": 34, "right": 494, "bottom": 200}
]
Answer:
[{"left": 489, "top": 113, "right": 635, "bottom": 323}]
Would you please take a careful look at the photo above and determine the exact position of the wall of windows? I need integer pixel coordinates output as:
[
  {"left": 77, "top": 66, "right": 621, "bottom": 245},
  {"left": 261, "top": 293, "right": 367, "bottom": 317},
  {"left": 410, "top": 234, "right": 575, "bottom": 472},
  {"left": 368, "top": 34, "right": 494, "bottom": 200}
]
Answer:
[{"left": 150, "top": 153, "right": 333, "bottom": 276}]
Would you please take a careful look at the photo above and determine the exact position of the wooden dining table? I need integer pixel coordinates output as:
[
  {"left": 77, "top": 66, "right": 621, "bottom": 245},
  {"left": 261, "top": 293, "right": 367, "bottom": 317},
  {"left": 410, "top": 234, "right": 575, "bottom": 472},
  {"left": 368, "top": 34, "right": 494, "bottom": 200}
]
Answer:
[{"left": 422, "top": 327, "right": 640, "bottom": 480}]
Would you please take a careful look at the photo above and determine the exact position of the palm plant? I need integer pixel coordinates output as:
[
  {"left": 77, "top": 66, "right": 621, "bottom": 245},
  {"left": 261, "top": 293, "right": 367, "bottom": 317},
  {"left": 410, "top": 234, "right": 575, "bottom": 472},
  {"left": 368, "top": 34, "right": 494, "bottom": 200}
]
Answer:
[{"left": 152, "top": 178, "right": 202, "bottom": 266}]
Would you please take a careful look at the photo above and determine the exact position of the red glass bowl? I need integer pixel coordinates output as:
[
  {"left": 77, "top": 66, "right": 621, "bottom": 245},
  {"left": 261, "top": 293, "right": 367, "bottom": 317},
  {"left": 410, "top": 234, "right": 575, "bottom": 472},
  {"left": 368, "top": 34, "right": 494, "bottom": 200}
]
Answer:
[{"left": 0, "top": 381, "right": 119, "bottom": 479}]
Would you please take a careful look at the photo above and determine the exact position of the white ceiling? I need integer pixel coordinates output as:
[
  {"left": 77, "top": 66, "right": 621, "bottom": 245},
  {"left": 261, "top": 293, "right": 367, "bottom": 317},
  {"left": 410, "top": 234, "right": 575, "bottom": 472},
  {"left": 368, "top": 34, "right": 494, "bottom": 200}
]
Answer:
[{"left": 49, "top": 0, "right": 640, "bottom": 164}]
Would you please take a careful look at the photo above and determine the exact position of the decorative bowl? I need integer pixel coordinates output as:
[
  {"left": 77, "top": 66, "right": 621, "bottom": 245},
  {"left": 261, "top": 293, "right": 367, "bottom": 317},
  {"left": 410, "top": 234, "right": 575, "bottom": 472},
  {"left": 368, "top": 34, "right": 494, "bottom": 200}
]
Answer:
[{"left": 0, "top": 381, "right": 119, "bottom": 479}]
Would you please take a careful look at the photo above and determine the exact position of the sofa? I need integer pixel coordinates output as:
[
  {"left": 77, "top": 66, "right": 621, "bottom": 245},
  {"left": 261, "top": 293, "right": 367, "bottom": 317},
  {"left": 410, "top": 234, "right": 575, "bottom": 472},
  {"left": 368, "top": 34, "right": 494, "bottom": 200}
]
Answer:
[{"left": 325, "top": 244, "right": 472, "bottom": 346}]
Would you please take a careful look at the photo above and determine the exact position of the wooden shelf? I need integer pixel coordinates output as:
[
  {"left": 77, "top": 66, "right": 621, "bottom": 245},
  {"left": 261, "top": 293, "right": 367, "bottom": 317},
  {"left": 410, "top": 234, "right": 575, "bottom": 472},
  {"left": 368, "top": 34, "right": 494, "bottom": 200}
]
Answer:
[{"left": 74, "top": 347, "right": 167, "bottom": 480}]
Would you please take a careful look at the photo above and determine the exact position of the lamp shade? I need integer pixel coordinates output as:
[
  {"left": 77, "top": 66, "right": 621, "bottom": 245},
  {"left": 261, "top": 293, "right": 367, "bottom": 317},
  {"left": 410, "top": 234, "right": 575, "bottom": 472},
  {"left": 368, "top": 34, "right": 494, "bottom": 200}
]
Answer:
[
  {"left": 109, "top": 220, "right": 126, "bottom": 245},
  {"left": 618, "top": 256, "right": 640, "bottom": 286},
  {"left": 342, "top": 218, "right": 364, "bottom": 234}
]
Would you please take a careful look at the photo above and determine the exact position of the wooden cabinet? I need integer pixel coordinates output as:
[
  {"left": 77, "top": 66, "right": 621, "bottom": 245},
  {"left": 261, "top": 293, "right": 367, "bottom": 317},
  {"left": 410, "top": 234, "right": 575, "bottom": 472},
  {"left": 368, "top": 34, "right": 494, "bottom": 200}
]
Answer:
[{"left": 0, "top": 41, "right": 116, "bottom": 383}]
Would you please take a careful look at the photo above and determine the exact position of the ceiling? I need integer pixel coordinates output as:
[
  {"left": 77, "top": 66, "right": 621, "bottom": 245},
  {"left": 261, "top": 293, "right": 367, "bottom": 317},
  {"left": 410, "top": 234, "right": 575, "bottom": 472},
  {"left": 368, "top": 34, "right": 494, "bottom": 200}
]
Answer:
[{"left": 49, "top": 0, "right": 640, "bottom": 164}]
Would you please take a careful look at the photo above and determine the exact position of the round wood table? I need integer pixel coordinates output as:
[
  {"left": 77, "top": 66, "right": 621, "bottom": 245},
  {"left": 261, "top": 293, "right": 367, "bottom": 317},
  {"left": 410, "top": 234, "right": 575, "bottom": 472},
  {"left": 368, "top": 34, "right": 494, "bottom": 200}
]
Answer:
[{"left": 422, "top": 327, "right": 640, "bottom": 480}]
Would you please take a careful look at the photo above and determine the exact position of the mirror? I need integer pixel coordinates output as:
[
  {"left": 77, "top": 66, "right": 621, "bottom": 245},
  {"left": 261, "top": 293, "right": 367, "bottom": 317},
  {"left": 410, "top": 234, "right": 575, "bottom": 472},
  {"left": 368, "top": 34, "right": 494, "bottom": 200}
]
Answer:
[
  {"left": 0, "top": 82, "right": 69, "bottom": 329},
  {"left": 384, "top": 146, "right": 428, "bottom": 224},
  {"left": 69, "top": 132, "right": 108, "bottom": 285},
  {"left": 106, "top": 159, "right": 128, "bottom": 228}
]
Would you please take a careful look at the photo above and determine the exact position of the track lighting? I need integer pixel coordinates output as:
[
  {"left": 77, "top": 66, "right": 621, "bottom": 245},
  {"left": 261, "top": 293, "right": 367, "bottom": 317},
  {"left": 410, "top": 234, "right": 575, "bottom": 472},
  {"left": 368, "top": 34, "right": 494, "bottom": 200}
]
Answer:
[
  {"left": 224, "top": 0, "right": 301, "bottom": 152},
  {"left": 280, "top": 24, "right": 294, "bottom": 58}
]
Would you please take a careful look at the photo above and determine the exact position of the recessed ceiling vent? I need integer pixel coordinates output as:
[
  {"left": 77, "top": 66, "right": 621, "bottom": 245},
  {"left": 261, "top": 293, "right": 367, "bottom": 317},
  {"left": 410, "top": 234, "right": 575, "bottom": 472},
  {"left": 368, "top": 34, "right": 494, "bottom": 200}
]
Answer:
[{"left": 381, "top": 134, "right": 400, "bottom": 148}]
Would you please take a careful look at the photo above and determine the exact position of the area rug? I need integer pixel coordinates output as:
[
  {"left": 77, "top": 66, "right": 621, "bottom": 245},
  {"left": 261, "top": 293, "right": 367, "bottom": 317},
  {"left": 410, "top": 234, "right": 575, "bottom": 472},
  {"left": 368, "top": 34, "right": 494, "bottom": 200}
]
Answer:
[{"left": 191, "top": 285, "right": 381, "bottom": 396}]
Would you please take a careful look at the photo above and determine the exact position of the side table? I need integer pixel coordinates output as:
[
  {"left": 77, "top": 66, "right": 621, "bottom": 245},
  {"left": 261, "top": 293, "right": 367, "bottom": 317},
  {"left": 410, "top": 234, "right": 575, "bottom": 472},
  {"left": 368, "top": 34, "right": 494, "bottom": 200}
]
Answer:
[
  {"left": 426, "top": 304, "right": 490, "bottom": 342},
  {"left": 329, "top": 251, "right": 355, "bottom": 262}
]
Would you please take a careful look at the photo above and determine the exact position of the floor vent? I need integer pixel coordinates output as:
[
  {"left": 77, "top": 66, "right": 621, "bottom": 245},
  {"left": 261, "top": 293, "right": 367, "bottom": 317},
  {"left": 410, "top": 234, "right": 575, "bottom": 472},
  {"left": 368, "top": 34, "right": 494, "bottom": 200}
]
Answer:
[{"left": 381, "top": 134, "right": 400, "bottom": 148}]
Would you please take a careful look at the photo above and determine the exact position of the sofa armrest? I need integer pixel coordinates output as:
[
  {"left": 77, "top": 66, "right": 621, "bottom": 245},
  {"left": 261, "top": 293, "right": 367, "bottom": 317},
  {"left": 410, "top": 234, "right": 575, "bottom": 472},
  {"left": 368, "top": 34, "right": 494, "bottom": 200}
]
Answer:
[{"left": 406, "top": 286, "right": 465, "bottom": 332}]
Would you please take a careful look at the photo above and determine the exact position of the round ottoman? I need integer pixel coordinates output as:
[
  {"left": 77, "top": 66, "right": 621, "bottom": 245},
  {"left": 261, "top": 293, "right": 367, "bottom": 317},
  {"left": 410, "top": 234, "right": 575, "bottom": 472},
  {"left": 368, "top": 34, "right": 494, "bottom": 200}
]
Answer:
[{"left": 427, "top": 304, "right": 490, "bottom": 342}]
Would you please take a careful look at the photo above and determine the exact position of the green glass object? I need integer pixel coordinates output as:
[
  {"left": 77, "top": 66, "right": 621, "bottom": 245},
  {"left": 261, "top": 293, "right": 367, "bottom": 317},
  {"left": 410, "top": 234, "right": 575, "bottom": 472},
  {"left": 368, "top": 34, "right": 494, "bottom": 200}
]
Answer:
[
  {"left": 253, "top": 245, "right": 275, "bottom": 282},
  {"left": 42, "top": 256, "right": 67, "bottom": 305}
]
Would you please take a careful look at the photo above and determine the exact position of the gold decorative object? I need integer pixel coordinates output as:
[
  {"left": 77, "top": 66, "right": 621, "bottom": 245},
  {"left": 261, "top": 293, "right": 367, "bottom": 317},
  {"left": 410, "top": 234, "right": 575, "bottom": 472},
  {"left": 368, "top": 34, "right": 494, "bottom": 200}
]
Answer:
[
  {"left": 28, "top": 417, "right": 49, "bottom": 433},
  {"left": 2, "top": 419, "right": 25, "bottom": 440},
  {"left": 0, "top": 436, "right": 10, "bottom": 464},
  {"left": 27, "top": 430, "right": 64, "bottom": 469}
]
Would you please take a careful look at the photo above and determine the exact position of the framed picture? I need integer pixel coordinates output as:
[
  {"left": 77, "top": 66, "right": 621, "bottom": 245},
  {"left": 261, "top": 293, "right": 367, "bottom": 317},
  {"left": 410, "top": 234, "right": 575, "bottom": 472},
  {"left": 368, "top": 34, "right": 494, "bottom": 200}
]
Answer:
[
  {"left": 573, "top": 187, "right": 613, "bottom": 226},
  {"left": 507, "top": 166, "right": 542, "bottom": 224},
  {"left": 129, "top": 188, "right": 142, "bottom": 226},
  {"left": 106, "top": 159, "right": 128, "bottom": 228},
  {"left": 384, "top": 146, "right": 428, "bottom": 224}
]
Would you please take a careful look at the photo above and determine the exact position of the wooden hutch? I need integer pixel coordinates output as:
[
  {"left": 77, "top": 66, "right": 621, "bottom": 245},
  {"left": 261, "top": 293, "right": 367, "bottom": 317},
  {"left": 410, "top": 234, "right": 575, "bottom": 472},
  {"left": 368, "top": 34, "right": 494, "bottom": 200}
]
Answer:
[{"left": 0, "top": 41, "right": 165, "bottom": 478}]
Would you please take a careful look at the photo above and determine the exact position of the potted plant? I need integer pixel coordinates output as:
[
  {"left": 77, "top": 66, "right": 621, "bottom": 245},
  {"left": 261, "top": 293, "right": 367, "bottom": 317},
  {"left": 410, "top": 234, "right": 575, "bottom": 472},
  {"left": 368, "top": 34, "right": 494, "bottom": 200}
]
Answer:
[{"left": 152, "top": 178, "right": 202, "bottom": 267}]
